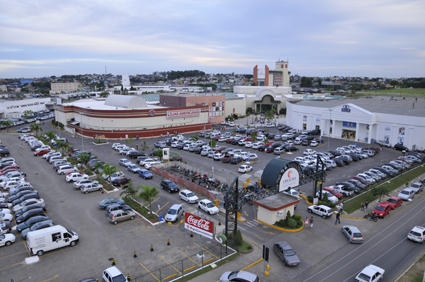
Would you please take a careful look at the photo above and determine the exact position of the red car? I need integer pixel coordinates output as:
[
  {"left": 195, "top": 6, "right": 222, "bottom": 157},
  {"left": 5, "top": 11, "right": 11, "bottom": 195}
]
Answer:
[
  {"left": 265, "top": 141, "right": 274, "bottom": 146},
  {"left": 323, "top": 186, "right": 343, "bottom": 199},
  {"left": 0, "top": 165, "right": 19, "bottom": 174},
  {"left": 386, "top": 197, "right": 402, "bottom": 209},
  {"left": 34, "top": 149, "right": 50, "bottom": 156},
  {"left": 373, "top": 203, "right": 392, "bottom": 218}
]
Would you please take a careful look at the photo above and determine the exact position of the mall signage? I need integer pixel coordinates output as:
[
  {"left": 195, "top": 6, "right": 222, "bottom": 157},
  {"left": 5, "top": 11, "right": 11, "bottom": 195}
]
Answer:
[
  {"left": 341, "top": 105, "right": 351, "bottom": 113},
  {"left": 279, "top": 167, "right": 300, "bottom": 192},
  {"left": 184, "top": 212, "right": 214, "bottom": 239},
  {"left": 167, "top": 108, "right": 201, "bottom": 119}
]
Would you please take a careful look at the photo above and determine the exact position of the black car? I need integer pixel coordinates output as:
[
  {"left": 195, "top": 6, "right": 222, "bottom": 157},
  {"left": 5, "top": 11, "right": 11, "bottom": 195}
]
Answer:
[
  {"left": 347, "top": 179, "right": 367, "bottom": 190},
  {"left": 127, "top": 151, "right": 145, "bottom": 159},
  {"left": 349, "top": 153, "right": 360, "bottom": 161},
  {"left": 110, "top": 177, "right": 131, "bottom": 187},
  {"left": 8, "top": 190, "right": 37, "bottom": 203},
  {"left": 334, "top": 157, "right": 345, "bottom": 167},
  {"left": 394, "top": 143, "right": 408, "bottom": 151},
  {"left": 285, "top": 145, "right": 298, "bottom": 152},
  {"left": 0, "top": 146, "right": 9, "bottom": 157},
  {"left": 16, "top": 208, "right": 45, "bottom": 223},
  {"left": 15, "top": 203, "right": 46, "bottom": 218},
  {"left": 160, "top": 179, "right": 180, "bottom": 193},
  {"left": 258, "top": 145, "right": 267, "bottom": 152},
  {"left": 230, "top": 156, "right": 242, "bottom": 164},
  {"left": 336, "top": 182, "right": 360, "bottom": 193},
  {"left": 301, "top": 139, "right": 310, "bottom": 146}
]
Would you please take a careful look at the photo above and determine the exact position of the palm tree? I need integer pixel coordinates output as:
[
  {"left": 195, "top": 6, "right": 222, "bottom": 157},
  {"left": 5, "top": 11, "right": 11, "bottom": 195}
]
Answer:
[
  {"left": 78, "top": 152, "right": 91, "bottom": 166},
  {"left": 138, "top": 185, "right": 159, "bottom": 215},
  {"left": 30, "top": 123, "right": 42, "bottom": 136},
  {"left": 1, "top": 120, "right": 12, "bottom": 133},
  {"left": 120, "top": 182, "right": 137, "bottom": 199},
  {"left": 102, "top": 163, "right": 118, "bottom": 180},
  {"left": 56, "top": 140, "right": 69, "bottom": 154},
  {"left": 45, "top": 130, "right": 56, "bottom": 140}
]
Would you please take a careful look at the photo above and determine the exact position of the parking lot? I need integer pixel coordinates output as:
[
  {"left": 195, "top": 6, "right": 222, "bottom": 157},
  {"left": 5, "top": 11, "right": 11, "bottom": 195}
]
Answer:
[
  {"left": 0, "top": 132, "right": 232, "bottom": 281},
  {"left": 2, "top": 119, "right": 422, "bottom": 281}
]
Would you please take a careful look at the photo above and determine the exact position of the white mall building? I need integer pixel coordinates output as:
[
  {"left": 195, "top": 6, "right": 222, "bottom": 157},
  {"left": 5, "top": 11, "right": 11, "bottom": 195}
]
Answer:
[{"left": 286, "top": 96, "right": 425, "bottom": 151}]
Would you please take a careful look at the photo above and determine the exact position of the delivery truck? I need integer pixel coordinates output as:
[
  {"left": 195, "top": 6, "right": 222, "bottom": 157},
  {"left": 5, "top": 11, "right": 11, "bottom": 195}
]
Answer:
[{"left": 26, "top": 225, "right": 79, "bottom": 256}]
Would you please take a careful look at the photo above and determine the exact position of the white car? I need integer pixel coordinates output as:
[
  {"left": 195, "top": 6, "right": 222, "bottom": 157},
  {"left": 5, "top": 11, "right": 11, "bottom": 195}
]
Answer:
[
  {"left": 310, "top": 140, "right": 318, "bottom": 147},
  {"left": 65, "top": 172, "right": 89, "bottom": 183},
  {"left": 0, "top": 213, "right": 13, "bottom": 222},
  {"left": 12, "top": 198, "right": 45, "bottom": 212},
  {"left": 73, "top": 180, "right": 99, "bottom": 190},
  {"left": 80, "top": 183, "right": 103, "bottom": 194},
  {"left": 398, "top": 188, "right": 415, "bottom": 201},
  {"left": 213, "top": 153, "right": 224, "bottom": 161},
  {"left": 355, "top": 264, "right": 384, "bottom": 282},
  {"left": 244, "top": 141, "right": 253, "bottom": 148},
  {"left": 307, "top": 205, "right": 333, "bottom": 218},
  {"left": 1, "top": 180, "right": 22, "bottom": 190},
  {"left": 238, "top": 164, "right": 253, "bottom": 173},
  {"left": 407, "top": 226, "right": 425, "bottom": 243},
  {"left": 198, "top": 199, "right": 219, "bottom": 215},
  {"left": 179, "top": 190, "right": 199, "bottom": 204},
  {"left": 282, "top": 188, "right": 300, "bottom": 199},
  {"left": 0, "top": 209, "right": 11, "bottom": 215},
  {"left": 119, "top": 158, "right": 131, "bottom": 167},
  {"left": 303, "top": 149, "right": 316, "bottom": 155},
  {"left": 57, "top": 166, "right": 77, "bottom": 175},
  {"left": 139, "top": 158, "right": 160, "bottom": 169},
  {"left": 316, "top": 191, "right": 339, "bottom": 204},
  {"left": 0, "top": 233, "right": 15, "bottom": 247}
]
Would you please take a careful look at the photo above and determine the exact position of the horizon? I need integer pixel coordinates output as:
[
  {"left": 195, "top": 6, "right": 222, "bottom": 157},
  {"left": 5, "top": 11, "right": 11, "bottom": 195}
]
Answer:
[{"left": 1, "top": 0, "right": 425, "bottom": 78}]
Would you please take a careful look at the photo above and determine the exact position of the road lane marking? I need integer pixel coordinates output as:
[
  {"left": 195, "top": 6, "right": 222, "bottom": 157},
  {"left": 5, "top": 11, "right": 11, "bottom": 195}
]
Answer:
[
  {"left": 22, "top": 240, "right": 31, "bottom": 257},
  {"left": 159, "top": 255, "right": 182, "bottom": 275},
  {"left": 138, "top": 262, "right": 160, "bottom": 282},
  {"left": 178, "top": 249, "right": 200, "bottom": 266},
  {"left": 0, "top": 261, "right": 24, "bottom": 272},
  {"left": 0, "top": 251, "right": 27, "bottom": 261},
  {"left": 42, "top": 274, "right": 59, "bottom": 282}
]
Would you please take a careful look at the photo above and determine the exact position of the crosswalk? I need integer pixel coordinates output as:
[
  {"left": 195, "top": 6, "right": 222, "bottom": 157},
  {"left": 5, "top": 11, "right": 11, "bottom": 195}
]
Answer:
[{"left": 243, "top": 219, "right": 260, "bottom": 228}]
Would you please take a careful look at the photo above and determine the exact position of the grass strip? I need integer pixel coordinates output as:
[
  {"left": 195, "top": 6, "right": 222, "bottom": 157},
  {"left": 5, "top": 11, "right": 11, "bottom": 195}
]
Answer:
[{"left": 344, "top": 164, "right": 425, "bottom": 214}]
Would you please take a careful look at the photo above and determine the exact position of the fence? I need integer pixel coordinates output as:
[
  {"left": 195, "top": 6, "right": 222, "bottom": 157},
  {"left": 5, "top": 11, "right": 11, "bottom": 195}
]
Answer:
[
  {"left": 132, "top": 243, "right": 236, "bottom": 282},
  {"left": 152, "top": 166, "right": 218, "bottom": 201}
]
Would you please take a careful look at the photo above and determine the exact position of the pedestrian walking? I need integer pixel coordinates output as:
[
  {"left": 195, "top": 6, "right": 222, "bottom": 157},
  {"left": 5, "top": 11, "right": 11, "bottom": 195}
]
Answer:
[
  {"left": 310, "top": 216, "right": 314, "bottom": 229},
  {"left": 361, "top": 202, "right": 364, "bottom": 211},
  {"left": 339, "top": 203, "right": 344, "bottom": 214},
  {"left": 365, "top": 199, "right": 369, "bottom": 211},
  {"left": 304, "top": 216, "right": 309, "bottom": 226},
  {"left": 335, "top": 212, "right": 341, "bottom": 224}
]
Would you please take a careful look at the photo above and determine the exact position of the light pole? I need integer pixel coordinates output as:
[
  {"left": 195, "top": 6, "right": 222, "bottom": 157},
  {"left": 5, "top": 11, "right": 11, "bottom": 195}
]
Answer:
[{"left": 328, "top": 109, "right": 332, "bottom": 151}]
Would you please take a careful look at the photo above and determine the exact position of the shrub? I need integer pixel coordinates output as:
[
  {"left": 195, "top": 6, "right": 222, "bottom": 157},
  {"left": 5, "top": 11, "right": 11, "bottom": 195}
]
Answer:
[
  {"left": 233, "top": 230, "right": 243, "bottom": 246},
  {"left": 153, "top": 149, "right": 163, "bottom": 158},
  {"left": 293, "top": 214, "right": 302, "bottom": 222},
  {"left": 286, "top": 218, "right": 297, "bottom": 227}
]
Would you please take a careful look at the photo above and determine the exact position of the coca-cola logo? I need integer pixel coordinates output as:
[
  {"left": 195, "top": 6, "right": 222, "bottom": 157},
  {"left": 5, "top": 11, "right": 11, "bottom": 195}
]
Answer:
[{"left": 185, "top": 213, "right": 213, "bottom": 233}]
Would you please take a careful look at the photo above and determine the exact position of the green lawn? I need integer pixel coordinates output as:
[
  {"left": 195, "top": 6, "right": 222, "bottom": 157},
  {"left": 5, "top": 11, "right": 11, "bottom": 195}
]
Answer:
[{"left": 358, "top": 88, "right": 425, "bottom": 96}]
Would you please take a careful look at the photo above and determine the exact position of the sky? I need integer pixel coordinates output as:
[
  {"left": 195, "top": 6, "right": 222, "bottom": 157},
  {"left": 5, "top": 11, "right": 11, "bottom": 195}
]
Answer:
[{"left": 0, "top": 0, "right": 425, "bottom": 78}]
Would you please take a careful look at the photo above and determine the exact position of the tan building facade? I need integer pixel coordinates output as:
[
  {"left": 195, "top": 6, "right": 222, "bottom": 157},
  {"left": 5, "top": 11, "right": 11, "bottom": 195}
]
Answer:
[{"left": 50, "top": 82, "right": 80, "bottom": 94}]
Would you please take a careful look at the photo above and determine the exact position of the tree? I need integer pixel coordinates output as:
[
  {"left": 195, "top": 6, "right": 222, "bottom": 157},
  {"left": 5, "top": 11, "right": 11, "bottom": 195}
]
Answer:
[
  {"left": 56, "top": 140, "right": 69, "bottom": 154},
  {"left": 45, "top": 130, "right": 56, "bottom": 140},
  {"left": 120, "top": 182, "right": 137, "bottom": 198},
  {"left": 300, "top": 76, "right": 313, "bottom": 87},
  {"left": 102, "top": 163, "right": 118, "bottom": 180},
  {"left": 78, "top": 152, "right": 91, "bottom": 166},
  {"left": 138, "top": 185, "right": 159, "bottom": 215},
  {"left": 23, "top": 110, "right": 33, "bottom": 117},
  {"left": 250, "top": 131, "right": 257, "bottom": 142},
  {"left": 99, "top": 91, "right": 109, "bottom": 98},
  {"left": 208, "top": 139, "right": 217, "bottom": 148},
  {"left": 265, "top": 110, "right": 275, "bottom": 120},
  {"left": 1, "top": 120, "right": 12, "bottom": 132},
  {"left": 30, "top": 123, "right": 42, "bottom": 136}
]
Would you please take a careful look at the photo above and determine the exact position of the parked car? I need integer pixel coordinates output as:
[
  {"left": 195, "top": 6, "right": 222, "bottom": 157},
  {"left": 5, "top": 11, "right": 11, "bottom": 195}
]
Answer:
[
  {"left": 410, "top": 182, "right": 423, "bottom": 194},
  {"left": 179, "top": 189, "right": 199, "bottom": 204},
  {"left": 0, "top": 213, "right": 13, "bottom": 222},
  {"left": 105, "top": 204, "right": 133, "bottom": 215},
  {"left": 198, "top": 199, "right": 219, "bottom": 215},
  {"left": 21, "top": 220, "right": 54, "bottom": 239},
  {"left": 65, "top": 173, "right": 89, "bottom": 183},
  {"left": 219, "top": 270, "right": 259, "bottom": 282},
  {"left": 341, "top": 225, "right": 364, "bottom": 243},
  {"left": 355, "top": 264, "right": 384, "bottom": 282},
  {"left": 164, "top": 204, "right": 183, "bottom": 223},
  {"left": 398, "top": 188, "right": 415, "bottom": 201},
  {"left": 102, "top": 266, "right": 128, "bottom": 282},
  {"left": 407, "top": 226, "right": 425, "bottom": 243},
  {"left": 127, "top": 163, "right": 141, "bottom": 173},
  {"left": 73, "top": 179, "right": 99, "bottom": 190},
  {"left": 307, "top": 205, "right": 333, "bottom": 218},
  {"left": 386, "top": 197, "right": 402, "bottom": 209},
  {"left": 119, "top": 159, "right": 131, "bottom": 167},
  {"left": 80, "top": 183, "right": 103, "bottom": 194},
  {"left": 108, "top": 209, "right": 136, "bottom": 224},
  {"left": 16, "top": 208, "right": 45, "bottom": 223},
  {"left": 372, "top": 203, "right": 391, "bottom": 218},
  {"left": 160, "top": 179, "right": 180, "bottom": 193},
  {"left": 16, "top": 215, "right": 51, "bottom": 232},
  {"left": 238, "top": 164, "right": 253, "bottom": 173},
  {"left": 15, "top": 203, "right": 46, "bottom": 218},
  {"left": 273, "top": 241, "right": 300, "bottom": 266},
  {"left": 137, "top": 168, "right": 153, "bottom": 179},
  {"left": 98, "top": 198, "right": 125, "bottom": 209},
  {"left": 0, "top": 233, "right": 15, "bottom": 247},
  {"left": 316, "top": 191, "right": 339, "bottom": 204}
]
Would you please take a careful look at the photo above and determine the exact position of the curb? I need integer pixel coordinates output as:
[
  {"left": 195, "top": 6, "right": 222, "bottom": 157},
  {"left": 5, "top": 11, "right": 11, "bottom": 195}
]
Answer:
[
  {"left": 299, "top": 193, "right": 313, "bottom": 206},
  {"left": 395, "top": 250, "right": 425, "bottom": 281},
  {"left": 257, "top": 219, "right": 304, "bottom": 232}
]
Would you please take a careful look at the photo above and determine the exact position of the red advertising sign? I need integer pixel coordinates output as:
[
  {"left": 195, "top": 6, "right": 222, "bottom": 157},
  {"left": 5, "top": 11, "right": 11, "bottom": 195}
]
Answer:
[
  {"left": 184, "top": 212, "right": 214, "bottom": 239},
  {"left": 166, "top": 108, "right": 201, "bottom": 119}
]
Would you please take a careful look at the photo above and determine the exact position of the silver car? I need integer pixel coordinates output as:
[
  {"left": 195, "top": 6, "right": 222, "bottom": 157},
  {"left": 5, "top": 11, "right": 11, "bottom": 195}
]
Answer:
[
  {"left": 219, "top": 270, "right": 259, "bottom": 282},
  {"left": 273, "top": 241, "right": 300, "bottom": 266},
  {"left": 341, "top": 225, "right": 364, "bottom": 243}
]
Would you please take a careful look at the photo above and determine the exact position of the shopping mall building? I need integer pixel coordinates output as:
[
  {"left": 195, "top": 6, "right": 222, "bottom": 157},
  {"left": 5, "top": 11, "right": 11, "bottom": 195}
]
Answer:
[{"left": 286, "top": 96, "right": 425, "bottom": 150}]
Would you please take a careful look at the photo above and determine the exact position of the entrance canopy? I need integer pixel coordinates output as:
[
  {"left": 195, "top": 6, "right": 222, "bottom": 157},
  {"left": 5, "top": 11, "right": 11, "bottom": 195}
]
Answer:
[{"left": 261, "top": 158, "right": 302, "bottom": 190}]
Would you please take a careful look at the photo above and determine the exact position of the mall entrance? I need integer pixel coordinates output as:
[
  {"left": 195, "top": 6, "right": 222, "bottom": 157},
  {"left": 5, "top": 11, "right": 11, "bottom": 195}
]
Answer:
[
  {"left": 254, "top": 95, "right": 280, "bottom": 113},
  {"left": 342, "top": 129, "right": 356, "bottom": 140}
]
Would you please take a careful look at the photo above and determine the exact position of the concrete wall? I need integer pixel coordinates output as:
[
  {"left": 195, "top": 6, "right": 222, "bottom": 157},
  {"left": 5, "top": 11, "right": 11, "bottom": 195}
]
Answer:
[
  {"left": 225, "top": 98, "right": 246, "bottom": 117},
  {"left": 257, "top": 205, "right": 295, "bottom": 225},
  {"left": 0, "top": 98, "right": 51, "bottom": 118}
]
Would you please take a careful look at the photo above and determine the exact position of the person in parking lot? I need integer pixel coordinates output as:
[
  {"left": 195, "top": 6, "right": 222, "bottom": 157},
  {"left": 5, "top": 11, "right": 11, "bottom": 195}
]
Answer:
[
  {"left": 310, "top": 216, "right": 314, "bottom": 228},
  {"left": 335, "top": 212, "right": 341, "bottom": 225},
  {"left": 361, "top": 201, "right": 365, "bottom": 211},
  {"left": 365, "top": 200, "right": 369, "bottom": 211}
]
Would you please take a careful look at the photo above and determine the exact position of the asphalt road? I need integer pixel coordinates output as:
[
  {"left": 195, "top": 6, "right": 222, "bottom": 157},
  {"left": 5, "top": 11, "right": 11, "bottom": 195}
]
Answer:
[{"left": 298, "top": 193, "right": 425, "bottom": 282}]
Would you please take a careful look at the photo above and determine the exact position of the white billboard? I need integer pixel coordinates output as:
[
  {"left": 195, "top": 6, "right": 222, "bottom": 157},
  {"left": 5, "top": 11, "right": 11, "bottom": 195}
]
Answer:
[{"left": 279, "top": 167, "right": 300, "bottom": 192}]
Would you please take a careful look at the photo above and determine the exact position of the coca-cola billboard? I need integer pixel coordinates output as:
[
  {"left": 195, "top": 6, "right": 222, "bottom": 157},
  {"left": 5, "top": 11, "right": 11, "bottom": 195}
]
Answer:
[{"left": 184, "top": 212, "right": 214, "bottom": 239}]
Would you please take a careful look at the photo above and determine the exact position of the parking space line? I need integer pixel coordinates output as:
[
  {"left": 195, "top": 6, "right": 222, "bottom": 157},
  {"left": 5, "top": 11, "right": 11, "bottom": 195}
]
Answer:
[
  {"left": 138, "top": 262, "right": 160, "bottom": 282},
  {"left": 157, "top": 202, "right": 169, "bottom": 213},
  {"left": 22, "top": 240, "right": 30, "bottom": 257},
  {"left": 204, "top": 257, "right": 214, "bottom": 264},
  {"left": 193, "top": 242, "right": 218, "bottom": 259},
  {"left": 0, "top": 261, "right": 24, "bottom": 272},
  {"left": 42, "top": 274, "right": 59, "bottom": 282},
  {"left": 159, "top": 255, "right": 182, "bottom": 275},
  {"left": 184, "top": 265, "right": 197, "bottom": 272},
  {"left": 163, "top": 273, "right": 177, "bottom": 281},
  {"left": 0, "top": 251, "right": 27, "bottom": 261},
  {"left": 178, "top": 249, "right": 200, "bottom": 266}
]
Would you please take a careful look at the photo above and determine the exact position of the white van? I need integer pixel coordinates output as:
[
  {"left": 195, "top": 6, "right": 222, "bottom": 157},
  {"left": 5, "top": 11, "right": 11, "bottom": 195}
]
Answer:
[{"left": 26, "top": 225, "right": 79, "bottom": 256}]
